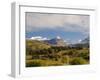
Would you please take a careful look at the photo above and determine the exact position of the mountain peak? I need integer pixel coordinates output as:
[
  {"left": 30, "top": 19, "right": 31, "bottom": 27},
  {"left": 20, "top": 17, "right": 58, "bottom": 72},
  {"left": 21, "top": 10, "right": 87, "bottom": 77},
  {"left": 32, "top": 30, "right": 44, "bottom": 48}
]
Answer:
[
  {"left": 81, "top": 37, "right": 89, "bottom": 44},
  {"left": 45, "top": 36, "right": 67, "bottom": 46},
  {"left": 56, "top": 36, "right": 61, "bottom": 39}
]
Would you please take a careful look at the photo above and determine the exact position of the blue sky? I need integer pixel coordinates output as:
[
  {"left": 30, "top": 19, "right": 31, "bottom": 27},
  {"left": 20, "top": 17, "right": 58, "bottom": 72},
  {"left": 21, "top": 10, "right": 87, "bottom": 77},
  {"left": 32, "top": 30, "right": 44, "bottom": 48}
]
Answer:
[{"left": 26, "top": 13, "right": 89, "bottom": 43}]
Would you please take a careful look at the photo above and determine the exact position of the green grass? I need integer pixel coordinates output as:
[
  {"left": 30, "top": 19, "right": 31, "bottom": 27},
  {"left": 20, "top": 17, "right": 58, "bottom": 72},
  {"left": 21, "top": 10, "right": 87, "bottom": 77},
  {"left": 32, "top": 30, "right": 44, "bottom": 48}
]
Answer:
[
  {"left": 69, "top": 57, "right": 88, "bottom": 65},
  {"left": 26, "top": 59, "right": 64, "bottom": 67},
  {"left": 26, "top": 40, "right": 51, "bottom": 50}
]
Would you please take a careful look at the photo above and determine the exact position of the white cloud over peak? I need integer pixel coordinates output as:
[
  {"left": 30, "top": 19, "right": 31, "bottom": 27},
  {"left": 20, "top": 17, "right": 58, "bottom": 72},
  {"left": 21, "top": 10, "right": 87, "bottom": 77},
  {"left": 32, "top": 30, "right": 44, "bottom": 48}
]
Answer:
[
  {"left": 78, "top": 39, "right": 82, "bottom": 43},
  {"left": 30, "top": 36, "right": 49, "bottom": 41}
]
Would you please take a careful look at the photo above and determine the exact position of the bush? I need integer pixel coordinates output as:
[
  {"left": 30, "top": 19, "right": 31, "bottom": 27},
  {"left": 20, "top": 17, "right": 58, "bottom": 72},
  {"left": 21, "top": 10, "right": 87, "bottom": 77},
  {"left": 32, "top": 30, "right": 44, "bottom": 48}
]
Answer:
[
  {"left": 79, "top": 52, "right": 89, "bottom": 60},
  {"left": 69, "top": 57, "right": 87, "bottom": 65},
  {"left": 26, "top": 55, "right": 32, "bottom": 60},
  {"left": 26, "top": 59, "right": 63, "bottom": 67},
  {"left": 26, "top": 61, "right": 42, "bottom": 67},
  {"left": 61, "top": 56, "right": 69, "bottom": 64}
]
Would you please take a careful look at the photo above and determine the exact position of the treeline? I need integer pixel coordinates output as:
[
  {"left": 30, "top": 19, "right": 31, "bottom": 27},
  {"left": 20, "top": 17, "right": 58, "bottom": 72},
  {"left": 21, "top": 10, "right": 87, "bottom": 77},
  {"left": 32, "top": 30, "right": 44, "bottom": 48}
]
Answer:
[
  {"left": 26, "top": 46, "right": 68, "bottom": 55},
  {"left": 26, "top": 46, "right": 85, "bottom": 55}
]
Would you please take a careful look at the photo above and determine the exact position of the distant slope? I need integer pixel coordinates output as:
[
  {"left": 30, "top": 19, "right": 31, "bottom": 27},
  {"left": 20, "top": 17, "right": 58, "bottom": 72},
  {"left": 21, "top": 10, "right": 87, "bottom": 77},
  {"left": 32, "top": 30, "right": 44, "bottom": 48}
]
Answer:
[
  {"left": 44, "top": 36, "right": 67, "bottom": 46},
  {"left": 69, "top": 37, "right": 89, "bottom": 48},
  {"left": 26, "top": 40, "right": 51, "bottom": 50},
  {"left": 81, "top": 37, "right": 89, "bottom": 44},
  {"left": 27, "top": 36, "right": 68, "bottom": 47}
]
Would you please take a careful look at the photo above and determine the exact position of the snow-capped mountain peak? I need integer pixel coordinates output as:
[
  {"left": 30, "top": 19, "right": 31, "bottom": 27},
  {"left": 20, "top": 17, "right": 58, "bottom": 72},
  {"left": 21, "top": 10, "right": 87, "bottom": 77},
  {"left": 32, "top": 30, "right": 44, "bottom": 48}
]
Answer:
[{"left": 56, "top": 36, "right": 61, "bottom": 39}]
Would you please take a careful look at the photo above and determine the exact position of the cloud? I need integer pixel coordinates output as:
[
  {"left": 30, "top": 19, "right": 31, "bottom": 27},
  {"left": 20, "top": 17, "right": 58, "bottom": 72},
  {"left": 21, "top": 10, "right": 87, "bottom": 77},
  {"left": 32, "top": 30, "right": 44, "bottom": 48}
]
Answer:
[
  {"left": 26, "top": 13, "right": 89, "bottom": 35},
  {"left": 78, "top": 39, "right": 82, "bottom": 43},
  {"left": 30, "top": 36, "right": 49, "bottom": 41}
]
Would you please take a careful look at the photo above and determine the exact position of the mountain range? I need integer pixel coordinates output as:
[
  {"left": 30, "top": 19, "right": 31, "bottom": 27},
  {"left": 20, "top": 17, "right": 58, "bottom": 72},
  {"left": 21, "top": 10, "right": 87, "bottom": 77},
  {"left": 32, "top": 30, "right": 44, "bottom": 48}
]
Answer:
[
  {"left": 44, "top": 36, "right": 67, "bottom": 46},
  {"left": 28, "top": 36, "right": 89, "bottom": 47},
  {"left": 81, "top": 37, "right": 89, "bottom": 44},
  {"left": 70, "top": 37, "right": 89, "bottom": 48}
]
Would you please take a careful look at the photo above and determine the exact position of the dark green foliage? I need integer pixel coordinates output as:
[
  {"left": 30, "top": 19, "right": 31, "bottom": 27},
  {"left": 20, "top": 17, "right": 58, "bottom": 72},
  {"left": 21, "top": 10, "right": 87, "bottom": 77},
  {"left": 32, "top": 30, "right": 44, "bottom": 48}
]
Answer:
[
  {"left": 26, "top": 59, "right": 64, "bottom": 67},
  {"left": 69, "top": 57, "right": 87, "bottom": 65},
  {"left": 78, "top": 50, "right": 89, "bottom": 60}
]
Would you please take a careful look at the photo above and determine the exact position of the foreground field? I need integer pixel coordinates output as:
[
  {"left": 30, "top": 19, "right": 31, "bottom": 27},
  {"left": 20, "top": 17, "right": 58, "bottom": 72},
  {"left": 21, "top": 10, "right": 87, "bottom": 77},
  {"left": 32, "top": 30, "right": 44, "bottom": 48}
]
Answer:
[{"left": 26, "top": 40, "right": 89, "bottom": 67}]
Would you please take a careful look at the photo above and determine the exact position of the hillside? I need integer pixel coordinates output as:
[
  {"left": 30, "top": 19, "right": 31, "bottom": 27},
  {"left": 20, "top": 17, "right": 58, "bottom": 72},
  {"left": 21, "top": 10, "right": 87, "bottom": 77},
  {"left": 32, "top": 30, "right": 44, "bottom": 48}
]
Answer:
[
  {"left": 26, "top": 40, "right": 51, "bottom": 51},
  {"left": 81, "top": 37, "right": 89, "bottom": 44},
  {"left": 69, "top": 37, "right": 89, "bottom": 48}
]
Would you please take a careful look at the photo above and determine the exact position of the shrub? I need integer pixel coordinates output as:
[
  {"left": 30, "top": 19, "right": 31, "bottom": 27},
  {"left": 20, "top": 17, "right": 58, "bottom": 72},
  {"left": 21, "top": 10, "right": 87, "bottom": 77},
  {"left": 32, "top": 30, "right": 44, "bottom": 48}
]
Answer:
[
  {"left": 26, "top": 55, "right": 32, "bottom": 60},
  {"left": 79, "top": 52, "right": 89, "bottom": 60},
  {"left": 61, "top": 56, "right": 69, "bottom": 64},
  {"left": 69, "top": 57, "right": 87, "bottom": 65},
  {"left": 26, "top": 59, "right": 63, "bottom": 67}
]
